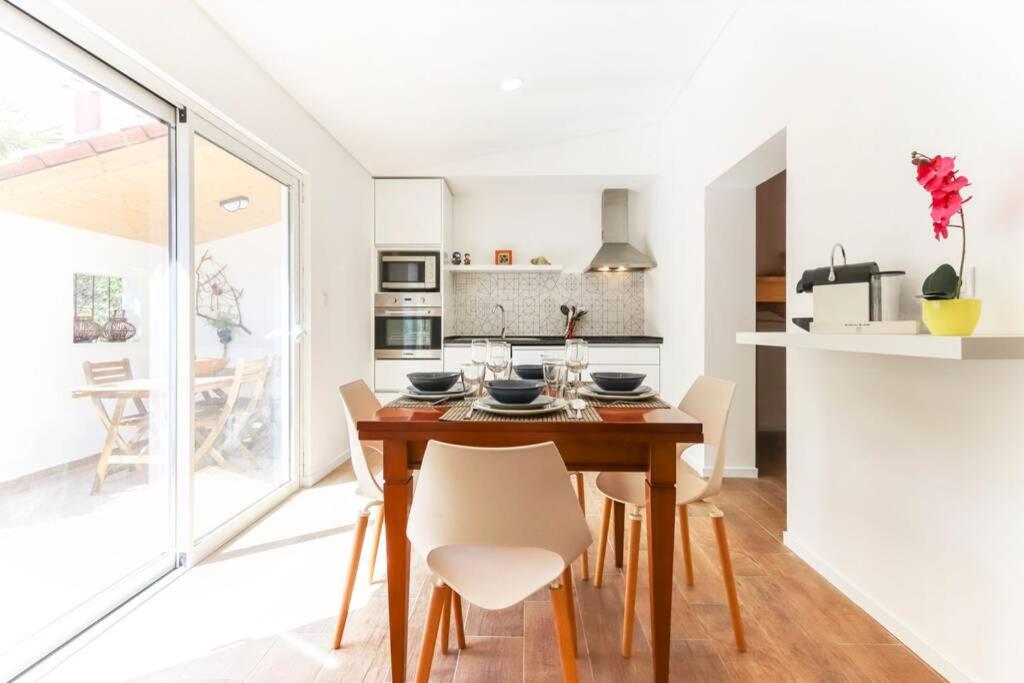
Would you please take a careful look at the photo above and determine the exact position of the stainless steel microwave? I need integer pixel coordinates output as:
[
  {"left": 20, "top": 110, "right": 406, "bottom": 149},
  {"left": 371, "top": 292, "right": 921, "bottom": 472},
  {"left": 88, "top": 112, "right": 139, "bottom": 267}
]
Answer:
[{"left": 378, "top": 251, "right": 439, "bottom": 292}]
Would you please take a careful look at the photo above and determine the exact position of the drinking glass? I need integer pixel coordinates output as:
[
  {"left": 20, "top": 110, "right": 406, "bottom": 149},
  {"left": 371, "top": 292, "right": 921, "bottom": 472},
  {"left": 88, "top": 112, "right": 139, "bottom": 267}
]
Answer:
[
  {"left": 485, "top": 341, "right": 511, "bottom": 381},
  {"left": 565, "top": 339, "right": 589, "bottom": 398},
  {"left": 541, "top": 355, "right": 566, "bottom": 398},
  {"left": 461, "top": 362, "right": 483, "bottom": 396},
  {"left": 470, "top": 338, "right": 489, "bottom": 395}
]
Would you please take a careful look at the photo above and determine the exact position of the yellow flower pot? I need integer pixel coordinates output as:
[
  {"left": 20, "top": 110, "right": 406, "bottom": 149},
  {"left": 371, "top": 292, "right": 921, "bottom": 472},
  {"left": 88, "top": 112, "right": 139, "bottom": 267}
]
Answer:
[{"left": 921, "top": 298, "right": 982, "bottom": 336}]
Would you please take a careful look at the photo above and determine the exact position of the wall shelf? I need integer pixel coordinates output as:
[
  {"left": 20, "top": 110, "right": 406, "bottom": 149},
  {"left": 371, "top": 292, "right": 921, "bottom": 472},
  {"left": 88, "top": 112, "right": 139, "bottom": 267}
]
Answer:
[
  {"left": 447, "top": 264, "right": 564, "bottom": 273},
  {"left": 736, "top": 331, "right": 1024, "bottom": 360}
]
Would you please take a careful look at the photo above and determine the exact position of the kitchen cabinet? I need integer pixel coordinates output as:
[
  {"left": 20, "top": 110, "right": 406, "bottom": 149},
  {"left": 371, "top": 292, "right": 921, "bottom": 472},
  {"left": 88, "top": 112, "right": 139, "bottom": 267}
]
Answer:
[
  {"left": 375, "top": 358, "right": 443, "bottom": 393},
  {"left": 374, "top": 178, "right": 450, "bottom": 246}
]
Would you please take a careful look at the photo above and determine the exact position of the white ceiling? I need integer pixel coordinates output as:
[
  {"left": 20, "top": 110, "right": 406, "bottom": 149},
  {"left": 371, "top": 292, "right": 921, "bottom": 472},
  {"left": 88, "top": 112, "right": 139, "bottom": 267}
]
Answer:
[{"left": 195, "top": 0, "right": 742, "bottom": 175}]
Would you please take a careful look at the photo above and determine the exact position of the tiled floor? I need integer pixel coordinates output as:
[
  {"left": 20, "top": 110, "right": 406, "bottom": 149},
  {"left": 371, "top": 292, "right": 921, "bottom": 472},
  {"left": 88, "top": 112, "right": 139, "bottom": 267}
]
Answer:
[
  {"left": 2, "top": 451, "right": 279, "bottom": 668},
  {"left": 42, "top": 452, "right": 942, "bottom": 682}
]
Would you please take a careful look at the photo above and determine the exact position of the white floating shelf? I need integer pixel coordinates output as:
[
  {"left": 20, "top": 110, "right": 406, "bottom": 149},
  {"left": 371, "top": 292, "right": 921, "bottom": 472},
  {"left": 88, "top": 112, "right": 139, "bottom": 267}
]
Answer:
[
  {"left": 736, "top": 331, "right": 1024, "bottom": 360},
  {"left": 447, "top": 264, "right": 564, "bottom": 273}
]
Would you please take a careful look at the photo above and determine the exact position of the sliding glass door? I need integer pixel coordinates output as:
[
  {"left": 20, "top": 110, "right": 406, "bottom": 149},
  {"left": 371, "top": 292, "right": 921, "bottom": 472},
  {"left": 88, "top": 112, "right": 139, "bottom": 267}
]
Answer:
[
  {"left": 0, "top": 13, "right": 176, "bottom": 679},
  {"left": 188, "top": 120, "right": 300, "bottom": 548},
  {"left": 0, "top": 7, "right": 302, "bottom": 678}
]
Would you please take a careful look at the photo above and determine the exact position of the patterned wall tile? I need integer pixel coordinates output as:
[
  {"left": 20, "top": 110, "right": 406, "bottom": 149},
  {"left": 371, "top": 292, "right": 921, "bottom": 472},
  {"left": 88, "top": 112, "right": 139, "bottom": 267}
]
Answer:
[{"left": 451, "top": 270, "right": 644, "bottom": 336}]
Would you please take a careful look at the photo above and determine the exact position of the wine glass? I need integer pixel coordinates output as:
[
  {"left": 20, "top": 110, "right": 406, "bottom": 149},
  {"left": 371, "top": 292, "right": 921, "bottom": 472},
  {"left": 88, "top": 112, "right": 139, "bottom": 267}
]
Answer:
[
  {"left": 485, "top": 341, "right": 511, "bottom": 382},
  {"left": 470, "top": 338, "right": 489, "bottom": 395},
  {"left": 541, "top": 354, "right": 566, "bottom": 399},
  {"left": 564, "top": 339, "right": 589, "bottom": 398}
]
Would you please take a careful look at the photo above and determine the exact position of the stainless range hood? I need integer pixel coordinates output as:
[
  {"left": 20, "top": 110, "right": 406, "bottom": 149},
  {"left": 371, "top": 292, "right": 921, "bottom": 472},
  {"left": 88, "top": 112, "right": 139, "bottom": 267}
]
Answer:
[{"left": 586, "top": 189, "right": 657, "bottom": 272}]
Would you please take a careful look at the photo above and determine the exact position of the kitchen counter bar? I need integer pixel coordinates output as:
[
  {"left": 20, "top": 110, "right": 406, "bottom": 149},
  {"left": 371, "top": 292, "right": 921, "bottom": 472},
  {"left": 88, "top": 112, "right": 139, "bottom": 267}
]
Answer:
[{"left": 444, "top": 335, "right": 663, "bottom": 345}]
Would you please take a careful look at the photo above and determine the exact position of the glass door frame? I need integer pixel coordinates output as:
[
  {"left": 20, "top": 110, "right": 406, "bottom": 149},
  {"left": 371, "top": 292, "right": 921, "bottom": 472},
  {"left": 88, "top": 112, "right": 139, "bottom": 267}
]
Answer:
[
  {"left": 179, "top": 114, "right": 303, "bottom": 564},
  {"left": 0, "top": 4, "right": 179, "bottom": 678}
]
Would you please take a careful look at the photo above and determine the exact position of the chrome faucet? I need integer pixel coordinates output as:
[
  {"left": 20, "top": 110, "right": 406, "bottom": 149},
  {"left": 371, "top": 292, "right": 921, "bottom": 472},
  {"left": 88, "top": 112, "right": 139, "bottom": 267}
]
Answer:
[{"left": 493, "top": 303, "right": 506, "bottom": 338}]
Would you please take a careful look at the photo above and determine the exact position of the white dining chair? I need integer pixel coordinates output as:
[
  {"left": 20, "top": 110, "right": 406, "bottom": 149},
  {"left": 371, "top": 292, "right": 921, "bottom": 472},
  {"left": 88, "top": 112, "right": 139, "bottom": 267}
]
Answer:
[
  {"left": 592, "top": 375, "right": 745, "bottom": 656},
  {"left": 408, "top": 440, "right": 592, "bottom": 683},
  {"left": 333, "top": 381, "right": 468, "bottom": 654}
]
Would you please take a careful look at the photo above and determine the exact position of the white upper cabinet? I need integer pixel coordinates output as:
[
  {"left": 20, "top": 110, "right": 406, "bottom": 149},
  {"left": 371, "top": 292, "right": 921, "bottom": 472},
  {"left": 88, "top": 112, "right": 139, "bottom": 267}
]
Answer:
[{"left": 374, "top": 178, "right": 449, "bottom": 246}]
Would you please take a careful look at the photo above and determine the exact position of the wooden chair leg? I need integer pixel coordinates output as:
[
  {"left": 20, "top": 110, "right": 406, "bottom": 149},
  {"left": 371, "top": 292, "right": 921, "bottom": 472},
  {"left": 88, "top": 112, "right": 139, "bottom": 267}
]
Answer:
[
  {"left": 416, "top": 582, "right": 449, "bottom": 683},
  {"left": 367, "top": 507, "right": 385, "bottom": 584},
  {"left": 573, "top": 473, "right": 589, "bottom": 581},
  {"left": 561, "top": 566, "right": 578, "bottom": 657},
  {"left": 712, "top": 510, "right": 746, "bottom": 652},
  {"left": 621, "top": 508, "right": 642, "bottom": 658},
  {"left": 549, "top": 581, "right": 580, "bottom": 683},
  {"left": 679, "top": 504, "right": 694, "bottom": 587},
  {"left": 594, "top": 496, "right": 612, "bottom": 588},
  {"left": 439, "top": 587, "right": 452, "bottom": 654},
  {"left": 452, "top": 592, "right": 467, "bottom": 649},
  {"left": 332, "top": 510, "right": 370, "bottom": 649}
]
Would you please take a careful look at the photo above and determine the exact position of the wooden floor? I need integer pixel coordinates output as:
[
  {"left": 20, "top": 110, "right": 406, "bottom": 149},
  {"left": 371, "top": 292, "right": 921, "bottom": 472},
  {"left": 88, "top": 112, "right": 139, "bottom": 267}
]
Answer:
[
  {"left": 45, "top": 441, "right": 943, "bottom": 682},
  {"left": 319, "top": 447, "right": 940, "bottom": 682}
]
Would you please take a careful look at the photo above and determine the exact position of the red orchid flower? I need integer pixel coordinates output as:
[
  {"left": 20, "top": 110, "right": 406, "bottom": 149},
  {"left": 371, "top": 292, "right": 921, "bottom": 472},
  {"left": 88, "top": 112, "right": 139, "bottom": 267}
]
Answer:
[{"left": 911, "top": 151, "right": 971, "bottom": 299}]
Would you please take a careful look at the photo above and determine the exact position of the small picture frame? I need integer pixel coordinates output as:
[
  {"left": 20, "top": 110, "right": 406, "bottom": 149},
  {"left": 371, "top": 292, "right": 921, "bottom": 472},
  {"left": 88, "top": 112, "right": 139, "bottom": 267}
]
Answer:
[{"left": 494, "top": 249, "right": 513, "bottom": 265}]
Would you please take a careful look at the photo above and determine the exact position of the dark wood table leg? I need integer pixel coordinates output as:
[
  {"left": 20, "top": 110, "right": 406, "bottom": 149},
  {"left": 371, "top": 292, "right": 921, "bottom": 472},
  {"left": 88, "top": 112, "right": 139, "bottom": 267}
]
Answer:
[
  {"left": 383, "top": 439, "right": 413, "bottom": 683},
  {"left": 613, "top": 500, "right": 625, "bottom": 568},
  {"left": 646, "top": 441, "right": 677, "bottom": 683}
]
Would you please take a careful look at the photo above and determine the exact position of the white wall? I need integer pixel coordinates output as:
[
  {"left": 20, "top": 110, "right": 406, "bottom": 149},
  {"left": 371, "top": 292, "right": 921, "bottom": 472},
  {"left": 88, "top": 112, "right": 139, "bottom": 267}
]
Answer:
[
  {"left": 15, "top": 0, "right": 375, "bottom": 483},
  {"left": 702, "top": 187, "right": 756, "bottom": 477},
  {"left": 646, "top": 1, "right": 1024, "bottom": 679},
  {"left": 449, "top": 177, "right": 654, "bottom": 273},
  {"left": 0, "top": 214, "right": 166, "bottom": 481}
]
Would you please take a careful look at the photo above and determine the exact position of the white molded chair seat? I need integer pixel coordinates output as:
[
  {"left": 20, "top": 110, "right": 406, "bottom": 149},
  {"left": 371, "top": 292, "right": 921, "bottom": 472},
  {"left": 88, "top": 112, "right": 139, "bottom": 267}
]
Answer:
[
  {"left": 595, "top": 447, "right": 710, "bottom": 507},
  {"left": 429, "top": 545, "right": 566, "bottom": 611},
  {"left": 408, "top": 440, "right": 591, "bottom": 682}
]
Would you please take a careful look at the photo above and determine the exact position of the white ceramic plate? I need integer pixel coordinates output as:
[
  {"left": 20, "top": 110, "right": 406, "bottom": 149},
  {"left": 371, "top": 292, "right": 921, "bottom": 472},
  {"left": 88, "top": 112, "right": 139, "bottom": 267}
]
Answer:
[
  {"left": 587, "top": 384, "right": 652, "bottom": 396},
  {"left": 401, "top": 384, "right": 473, "bottom": 400},
  {"left": 478, "top": 395, "right": 555, "bottom": 411},
  {"left": 580, "top": 386, "right": 658, "bottom": 402},
  {"left": 472, "top": 398, "right": 567, "bottom": 416}
]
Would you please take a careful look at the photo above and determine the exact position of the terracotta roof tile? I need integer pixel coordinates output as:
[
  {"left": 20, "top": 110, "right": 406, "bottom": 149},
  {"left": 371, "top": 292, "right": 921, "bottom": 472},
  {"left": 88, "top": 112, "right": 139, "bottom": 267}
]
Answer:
[
  {"left": 0, "top": 157, "right": 45, "bottom": 181},
  {"left": 87, "top": 127, "right": 148, "bottom": 153},
  {"left": 142, "top": 122, "right": 169, "bottom": 139},
  {"left": 36, "top": 141, "right": 95, "bottom": 167},
  {"left": 0, "top": 124, "right": 166, "bottom": 182}
]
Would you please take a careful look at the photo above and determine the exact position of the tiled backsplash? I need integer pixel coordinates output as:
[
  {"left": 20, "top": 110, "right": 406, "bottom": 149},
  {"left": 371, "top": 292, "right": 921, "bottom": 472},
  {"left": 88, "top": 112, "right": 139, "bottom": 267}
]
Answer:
[{"left": 450, "top": 271, "right": 644, "bottom": 336}]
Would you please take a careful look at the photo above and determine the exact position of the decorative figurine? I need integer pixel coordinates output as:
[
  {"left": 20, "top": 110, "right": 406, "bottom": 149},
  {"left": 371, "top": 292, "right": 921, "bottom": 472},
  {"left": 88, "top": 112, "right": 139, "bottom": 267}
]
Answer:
[
  {"left": 463, "top": 252, "right": 472, "bottom": 265},
  {"left": 451, "top": 251, "right": 462, "bottom": 265}
]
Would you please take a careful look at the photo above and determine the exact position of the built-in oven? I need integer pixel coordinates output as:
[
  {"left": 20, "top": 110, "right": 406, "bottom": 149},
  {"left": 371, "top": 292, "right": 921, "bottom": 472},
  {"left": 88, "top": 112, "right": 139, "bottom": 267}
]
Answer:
[
  {"left": 374, "top": 292, "right": 442, "bottom": 359},
  {"left": 378, "top": 250, "right": 439, "bottom": 292}
]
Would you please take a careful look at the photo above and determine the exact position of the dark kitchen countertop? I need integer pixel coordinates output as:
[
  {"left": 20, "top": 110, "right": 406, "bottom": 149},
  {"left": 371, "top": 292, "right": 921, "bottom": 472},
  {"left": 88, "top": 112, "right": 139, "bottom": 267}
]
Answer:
[{"left": 444, "top": 335, "right": 663, "bottom": 346}]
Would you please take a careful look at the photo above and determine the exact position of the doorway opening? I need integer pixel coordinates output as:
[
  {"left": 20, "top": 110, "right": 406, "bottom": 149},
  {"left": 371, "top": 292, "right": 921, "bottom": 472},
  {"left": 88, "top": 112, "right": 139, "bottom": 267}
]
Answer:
[{"left": 755, "top": 171, "right": 786, "bottom": 480}]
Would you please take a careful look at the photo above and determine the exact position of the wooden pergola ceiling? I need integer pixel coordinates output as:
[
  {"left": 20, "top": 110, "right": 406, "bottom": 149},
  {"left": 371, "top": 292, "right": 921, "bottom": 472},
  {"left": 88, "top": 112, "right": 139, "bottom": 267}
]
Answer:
[{"left": 0, "top": 128, "right": 282, "bottom": 245}]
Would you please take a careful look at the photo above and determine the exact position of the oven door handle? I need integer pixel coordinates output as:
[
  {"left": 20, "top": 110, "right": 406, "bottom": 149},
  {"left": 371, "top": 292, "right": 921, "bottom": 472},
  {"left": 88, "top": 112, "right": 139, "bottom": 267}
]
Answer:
[{"left": 375, "top": 308, "right": 441, "bottom": 317}]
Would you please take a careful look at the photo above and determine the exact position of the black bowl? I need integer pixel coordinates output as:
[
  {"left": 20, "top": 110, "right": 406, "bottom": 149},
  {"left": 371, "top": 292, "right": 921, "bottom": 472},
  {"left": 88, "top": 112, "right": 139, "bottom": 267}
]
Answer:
[
  {"left": 407, "top": 371, "right": 461, "bottom": 393},
  {"left": 590, "top": 372, "right": 646, "bottom": 392},
  {"left": 513, "top": 364, "right": 543, "bottom": 380},
  {"left": 485, "top": 379, "right": 545, "bottom": 404}
]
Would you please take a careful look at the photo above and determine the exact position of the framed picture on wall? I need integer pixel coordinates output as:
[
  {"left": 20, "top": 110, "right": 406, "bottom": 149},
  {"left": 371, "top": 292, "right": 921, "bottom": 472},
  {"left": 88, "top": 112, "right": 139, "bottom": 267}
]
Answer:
[{"left": 494, "top": 249, "right": 513, "bottom": 265}]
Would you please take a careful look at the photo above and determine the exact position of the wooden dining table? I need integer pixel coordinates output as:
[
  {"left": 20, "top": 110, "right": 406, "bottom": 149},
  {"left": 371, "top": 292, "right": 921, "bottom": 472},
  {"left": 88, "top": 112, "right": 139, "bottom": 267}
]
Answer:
[{"left": 357, "top": 402, "right": 703, "bottom": 683}]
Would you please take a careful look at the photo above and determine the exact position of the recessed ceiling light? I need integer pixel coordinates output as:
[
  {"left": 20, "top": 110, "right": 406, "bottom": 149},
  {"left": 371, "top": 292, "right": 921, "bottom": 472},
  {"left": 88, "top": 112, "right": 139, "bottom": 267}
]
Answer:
[{"left": 500, "top": 78, "right": 523, "bottom": 92}]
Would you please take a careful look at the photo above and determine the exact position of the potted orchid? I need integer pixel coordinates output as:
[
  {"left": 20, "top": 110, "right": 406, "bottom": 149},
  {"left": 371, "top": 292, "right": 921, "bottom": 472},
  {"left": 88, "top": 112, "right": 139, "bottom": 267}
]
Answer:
[{"left": 911, "top": 151, "right": 981, "bottom": 335}]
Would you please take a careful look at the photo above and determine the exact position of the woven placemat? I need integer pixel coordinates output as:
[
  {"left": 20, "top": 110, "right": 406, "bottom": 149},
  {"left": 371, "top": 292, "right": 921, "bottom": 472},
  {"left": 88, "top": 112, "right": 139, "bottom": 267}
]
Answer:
[
  {"left": 385, "top": 396, "right": 473, "bottom": 409},
  {"left": 582, "top": 395, "right": 673, "bottom": 409},
  {"left": 440, "top": 401, "right": 602, "bottom": 422}
]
